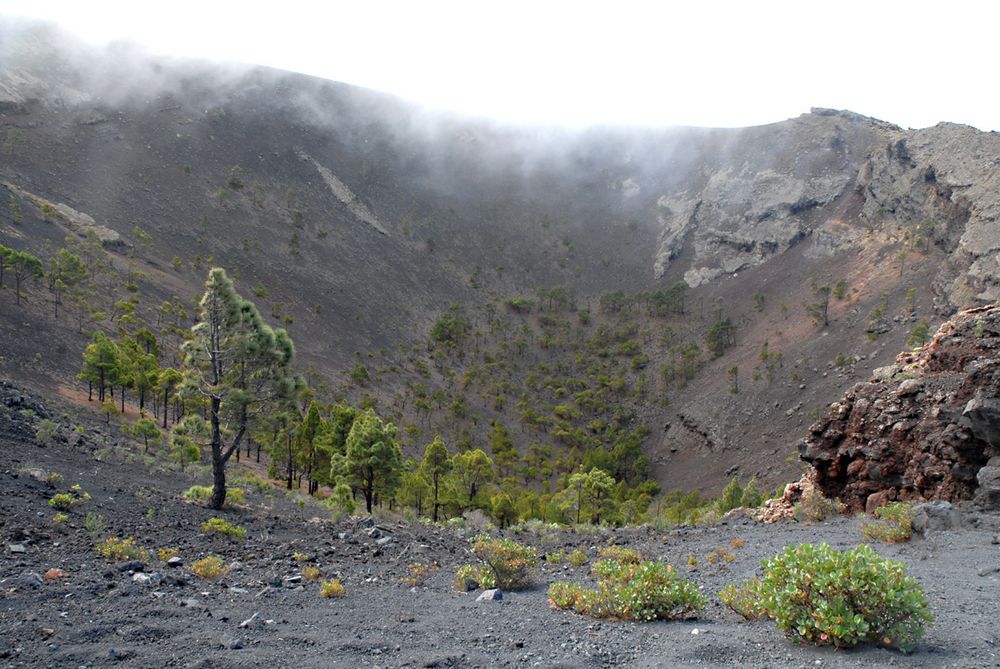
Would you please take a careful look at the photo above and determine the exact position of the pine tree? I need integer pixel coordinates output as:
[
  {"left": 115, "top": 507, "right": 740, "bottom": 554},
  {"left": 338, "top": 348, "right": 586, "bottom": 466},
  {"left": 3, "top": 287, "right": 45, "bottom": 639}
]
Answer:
[
  {"left": 336, "top": 409, "right": 402, "bottom": 514},
  {"left": 298, "top": 401, "right": 322, "bottom": 494},
  {"left": 9, "top": 249, "right": 43, "bottom": 305},
  {"left": 421, "top": 435, "right": 451, "bottom": 521},
  {"left": 79, "top": 332, "right": 120, "bottom": 402},
  {"left": 181, "top": 268, "right": 298, "bottom": 510},
  {"left": 449, "top": 448, "right": 494, "bottom": 509}
]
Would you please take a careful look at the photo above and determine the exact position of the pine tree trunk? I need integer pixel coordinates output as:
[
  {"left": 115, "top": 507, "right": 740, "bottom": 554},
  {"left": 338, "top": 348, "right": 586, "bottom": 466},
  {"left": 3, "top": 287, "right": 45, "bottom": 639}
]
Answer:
[{"left": 209, "top": 396, "right": 227, "bottom": 510}]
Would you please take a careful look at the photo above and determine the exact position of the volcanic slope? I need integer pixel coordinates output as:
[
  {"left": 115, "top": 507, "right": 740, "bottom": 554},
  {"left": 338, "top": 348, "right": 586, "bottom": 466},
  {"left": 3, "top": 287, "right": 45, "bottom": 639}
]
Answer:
[{"left": 2, "top": 20, "right": 1000, "bottom": 492}]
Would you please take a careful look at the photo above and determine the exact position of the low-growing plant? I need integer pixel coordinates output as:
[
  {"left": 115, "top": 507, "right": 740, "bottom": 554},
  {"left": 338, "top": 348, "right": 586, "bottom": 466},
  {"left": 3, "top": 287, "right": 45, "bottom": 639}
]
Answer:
[
  {"left": 85, "top": 512, "right": 106, "bottom": 536},
  {"left": 549, "top": 559, "right": 705, "bottom": 621},
  {"left": 45, "top": 471, "right": 64, "bottom": 488},
  {"left": 96, "top": 536, "right": 149, "bottom": 561},
  {"left": 184, "top": 485, "right": 245, "bottom": 506},
  {"left": 687, "top": 552, "right": 698, "bottom": 567},
  {"left": 201, "top": 517, "right": 247, "bottom": 540},
  {"left": 48, "top": 493, "right": 78, "bottom": 511},
  {"left": 567, "top": 548, "right": 588, "bottom": 567},
  {"left": 52, "top": 512, "right": 70, "bottom": 523},
  {"left": 712, "top": 547, "right": 737, "bottom": 564},
  {"left": 320, "top": 579, "right": 345, "bottom": 598},
  {"left": 597, "top": 545, "right": 642, "bottom": 564},
  {"left": 731, "top": 543, "right": 932, "bottom": 652},
  {"left": 158, "top": 547, "right": 180, "bottom": 562},
  {"left": 35, "top": 419, "right": 59, "bottom": 447},
  {"left": 293, "top": 551, "right": 311, "bottom": 563},
  {"left": 861, "top": 502, "right": 913, "bottom": 543},
  {"left": 793, "top": 488, "right": 845, "bottom": 523},
  {"left": 469, "top": 534, "right": 538, "bottom": 590},
  {"left": 729, "top": 537, "right": 746, "bottom": 549},
  {"left": 182, "top": 485, "right": 212, "bottom": 501},
  {"left": 718, "top": 578, "right": 765, "bottom": 620},
  {"left": 546, "top": 548, "right": 565, "bottom": 563},
  {"left": 48, "top": 486, "right": 90, "bottom": 511},
  {"left": 453, "top": 563, "right": 492, "bottom": 591},
  {"left": 191, "top": 555, "right": 229, "bottom": 579},
  {"left": 302, "top": 564, "right": 322, "bottom": 581},
  {"left": 401, "top": 562, "right": 434, "bottom": 587}
]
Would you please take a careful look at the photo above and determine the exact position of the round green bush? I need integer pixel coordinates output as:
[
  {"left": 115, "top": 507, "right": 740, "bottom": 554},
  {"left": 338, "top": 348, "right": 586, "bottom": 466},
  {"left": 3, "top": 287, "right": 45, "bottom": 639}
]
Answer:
[{"left": 755, "top": 543, "right": 932, "bottom": 652}]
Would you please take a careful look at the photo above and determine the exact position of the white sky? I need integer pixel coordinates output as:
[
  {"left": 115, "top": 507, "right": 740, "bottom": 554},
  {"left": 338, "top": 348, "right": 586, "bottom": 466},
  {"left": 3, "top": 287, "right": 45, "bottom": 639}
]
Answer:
[{"left": 3, "top": 0, "right": 999, "bottom": 130}]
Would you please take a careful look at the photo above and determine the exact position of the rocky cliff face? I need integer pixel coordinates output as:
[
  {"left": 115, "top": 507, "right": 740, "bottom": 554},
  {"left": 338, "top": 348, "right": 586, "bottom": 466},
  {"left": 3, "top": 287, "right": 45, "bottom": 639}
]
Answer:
[
  {"left": 652, "top": 110, "right": 1000, "bottom": 312},
  {"left": 801, "top": 303, "right": 1000, "bottom": 511}
]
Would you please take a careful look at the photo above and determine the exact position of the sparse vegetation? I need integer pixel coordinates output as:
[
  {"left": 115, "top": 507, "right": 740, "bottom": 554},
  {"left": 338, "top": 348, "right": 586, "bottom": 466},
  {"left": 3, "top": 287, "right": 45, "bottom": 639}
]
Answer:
[
  {"left": 861, "top": 502, "right": 914, "bottom": 543},
  {"left": 461, "top": 534, "right": 538, "bottom": 591},
  {"left": 48, "top": 486, "right": 90, "bottom": 511},
  {"left": 320, "top": 579, "right": 346, "bottom": 598},
  {"left": 96, "top": 536, "right": 149, "bottom": 561},
  {"left": 567, "top": 548, "right": 588, "bottom": 567},
  {"left": 191, "top": 555, "right": 229, "bottom": 579},
  {"left": 201, "top": 517, "right": 247, "bottom": 540},
  {"left": 549, "top": 559, "right": 705, "bottom": 621}
]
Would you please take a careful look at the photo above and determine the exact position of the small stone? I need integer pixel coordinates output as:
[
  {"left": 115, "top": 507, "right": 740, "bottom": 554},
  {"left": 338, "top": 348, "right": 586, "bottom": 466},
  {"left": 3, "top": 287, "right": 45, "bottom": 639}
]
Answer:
[
  {"left": 220, "top": 635, "right": 244, "bottom": 650},
  {"left": 8, "top": 544, "right": 26, "bottom": 554},
  {"left": 108, "top": 647, "right": 130, "bottom": 661},
  {"left": 166, "top": 556, "right": 183, "bottom": 568},
  {"left": 132, "top": 573, "right": 152, "bottom": 586},
  {"left": 375, "top": 536, "right": 392, "bottom": 546},
  {"left": 11, "top": 573, "right": 44, "bottom": 589},
  {"left": 476, "top": 589, "right": 503, "bottom": 602},
  {"left": 977, "top": 566, "right": 1000, "bottom": 577},
  {"left": 118, "top": 561, "right": 147, "bottom": 573},
  {"left": 239, "top": 613, "right": 259, "bottom": 629},
  {"left": 44, "top": 568, "right": 68, "bottom": 581}
]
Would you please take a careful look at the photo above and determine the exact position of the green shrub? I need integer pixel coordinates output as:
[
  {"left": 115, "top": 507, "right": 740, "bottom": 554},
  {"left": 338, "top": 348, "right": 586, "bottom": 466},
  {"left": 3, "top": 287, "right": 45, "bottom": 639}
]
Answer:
[
  {"left": 35, "top": 419, "right": 59, "bottom": 446},
  {"left": 453, "top": 563, "right": 492, "bottom": 590},
  {"left": 549, "top": 559, "right": 705, "bottom": 621},
  {"left": 469, "top": 534, "right": 538, "bottom": 590},
  {"left": 596, "top": 545, "right": 641, "bottom": 564},
  {"left": 201, "top": 517, "right": 247, "bottom": 540},
  {"left": 718, "top": 578, "right": 765, "bottom": 620},
  {"left": 739, "top": 543, "right": 932, "bottom": 652},
  {"left": 320, "top": 579, "right": 345, "bottom": 598},
  {"left": 48, "top": 486, "right": 90, "bottom": 511},
  {"left": 191, "top": 555, "right": 229, "bottom": 579},
  {"left": 85, "top": 512, "right": 106, "bottom": 536},
  {"left": 183, "top": 485, "right": 212, "bottom": 501},
  {"left": 567, "top": 548, "right": 588, "bottom": 567},
  {"left": 96, "top": 536, "right": 149, "bottom": 561},
  {"left": 861, "top": 502, "right": 913, "bottom": 543},
  {"left": 184, "top": 485, "right": 245, "bottom": 506},
  {"left": 158, "top": 547, "right": 180, "bottom": 562}
]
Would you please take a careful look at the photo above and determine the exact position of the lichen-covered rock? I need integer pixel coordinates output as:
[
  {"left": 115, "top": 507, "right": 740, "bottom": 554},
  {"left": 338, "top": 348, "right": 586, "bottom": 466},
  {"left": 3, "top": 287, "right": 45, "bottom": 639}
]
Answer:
[{"left": 801, "top": 303, "right": 1000, "bottom": 511}]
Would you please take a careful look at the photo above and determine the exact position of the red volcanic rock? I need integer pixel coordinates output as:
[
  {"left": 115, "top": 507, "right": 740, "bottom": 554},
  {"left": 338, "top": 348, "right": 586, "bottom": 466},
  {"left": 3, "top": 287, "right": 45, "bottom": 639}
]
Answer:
[{"left": 801, "top": 303, "right": 1000, "bottom": 512}]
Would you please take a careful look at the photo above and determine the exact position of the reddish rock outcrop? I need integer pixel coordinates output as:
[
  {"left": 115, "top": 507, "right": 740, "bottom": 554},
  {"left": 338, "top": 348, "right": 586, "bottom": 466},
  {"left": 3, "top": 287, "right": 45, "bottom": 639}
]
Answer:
[{"left": 801, "top": 303, "right": 1000, "bottom": 512}]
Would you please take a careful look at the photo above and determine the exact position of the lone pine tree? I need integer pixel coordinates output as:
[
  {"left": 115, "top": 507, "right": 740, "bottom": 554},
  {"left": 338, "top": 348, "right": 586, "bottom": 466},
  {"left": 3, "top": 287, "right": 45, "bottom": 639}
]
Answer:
[{"left": 181, "top": 268, "right": 298, "bottom": 509}]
